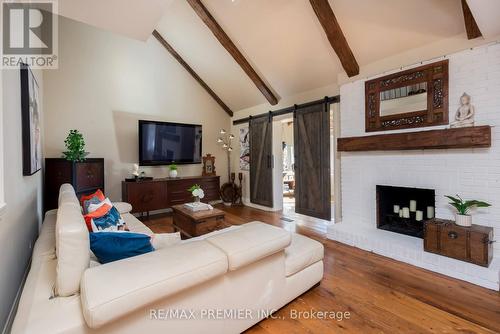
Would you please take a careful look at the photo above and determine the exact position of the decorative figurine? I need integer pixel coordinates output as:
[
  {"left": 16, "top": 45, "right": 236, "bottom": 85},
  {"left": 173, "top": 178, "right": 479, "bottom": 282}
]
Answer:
[
  {"left": 132, "top": 163, "right": 140, "bottom": 178},
  {"left": 450, "top": 92, "right": 475, "bottom": 128}
]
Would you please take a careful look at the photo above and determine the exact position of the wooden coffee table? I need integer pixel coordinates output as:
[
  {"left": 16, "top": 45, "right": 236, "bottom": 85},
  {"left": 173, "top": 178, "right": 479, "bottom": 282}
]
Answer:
[{"left": 171, "top": 204, "right": 228, "bottom": 238}]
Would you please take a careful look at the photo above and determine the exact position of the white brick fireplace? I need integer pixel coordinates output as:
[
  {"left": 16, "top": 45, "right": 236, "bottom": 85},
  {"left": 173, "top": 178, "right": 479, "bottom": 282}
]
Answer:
[{"left": 328, "top": 43, "right": 500, "bottom": 290}]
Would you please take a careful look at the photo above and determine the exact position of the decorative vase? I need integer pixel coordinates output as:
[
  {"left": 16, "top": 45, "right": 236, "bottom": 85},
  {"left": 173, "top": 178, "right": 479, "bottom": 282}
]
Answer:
[
  {"left": 455, "top": 213, "right": 472, "bottom": 227},
  {"left": 169, "top": 170, "right": 178, "bottom": 178},
  {"left": 193, "top": 196, "right": 200, "bottom": 203}
]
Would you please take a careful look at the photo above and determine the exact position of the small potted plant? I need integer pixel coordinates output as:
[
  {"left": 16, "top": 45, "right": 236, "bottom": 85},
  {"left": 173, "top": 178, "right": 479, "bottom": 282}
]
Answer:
[
  {"left": 62, "top": 129, "right": 88, "bottom": 161},
  {"left": 188, "top": 184, "right": 205, "bottom": 203},
  {"left": 445, "top": 194, "right": 491, "bottom": 227},
  {"left": 168, "top": 163, "right": 178, "bottom": 178}
]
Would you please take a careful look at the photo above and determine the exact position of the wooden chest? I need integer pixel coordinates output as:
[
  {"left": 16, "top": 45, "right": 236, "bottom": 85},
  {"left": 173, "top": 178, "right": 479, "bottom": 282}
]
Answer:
[
  {"left": 424, "top": 219, "right": 494, "bottom": 267},
  {"left": 171, "top": 204, "right": 227, "bottom": 238}
]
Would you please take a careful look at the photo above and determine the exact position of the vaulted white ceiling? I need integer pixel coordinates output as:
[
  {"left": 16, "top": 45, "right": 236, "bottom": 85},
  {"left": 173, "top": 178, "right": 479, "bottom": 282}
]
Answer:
[
  {"left": 58, "top": 0, "right": 174, "bottom": 41},
  {"left": 57, "top": 0, "right": 499, "bottom": 112}
]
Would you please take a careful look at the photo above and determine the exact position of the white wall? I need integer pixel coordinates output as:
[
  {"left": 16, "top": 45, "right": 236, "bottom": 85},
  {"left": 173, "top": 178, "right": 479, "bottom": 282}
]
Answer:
[
  {"left": 43, "top": 16, "right": 232, "bottom": 201},
  {"left": 330, "top": 43, "right": 500, "bottom": 290},
  {"left": 281, "top": 121, "right": 293, "bottom": 148},
  {"left": 231, "top": 83, "right": 339, "bottom": 210},
  {"left": 0, "top": 68, "right": 44, "bottom": 331}
]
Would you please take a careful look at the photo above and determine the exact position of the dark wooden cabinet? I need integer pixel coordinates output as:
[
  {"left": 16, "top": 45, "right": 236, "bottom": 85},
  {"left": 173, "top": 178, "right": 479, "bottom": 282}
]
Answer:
[
  {"left": 125, "top": 181, "right": 167, "bottom": 212},
  {"left": 424, "top": 219, "right": 494, "bottom": 267},
  {"left": 44, "top": 158, "right": 105, "bottom": 212},
  {"left": 74, "top": 161, "right": 104, "bottom": 192},
  {"left": 122, "top": 175, "right": 220, "bottom": 214}
]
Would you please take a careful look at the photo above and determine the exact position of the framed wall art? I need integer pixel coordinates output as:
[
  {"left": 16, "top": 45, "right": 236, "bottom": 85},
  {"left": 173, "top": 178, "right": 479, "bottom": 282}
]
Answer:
[{"left": 20, "top": 63, "right": 42, "bottom": 175}]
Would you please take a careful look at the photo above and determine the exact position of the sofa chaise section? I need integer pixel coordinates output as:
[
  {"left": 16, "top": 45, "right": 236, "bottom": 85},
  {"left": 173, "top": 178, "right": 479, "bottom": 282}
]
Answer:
[
  {"left": 81, "top": 241, "right": 228, "bottom": 328},
  {"left": 11, "top": 184, "right": 324, "bottom": 334}
]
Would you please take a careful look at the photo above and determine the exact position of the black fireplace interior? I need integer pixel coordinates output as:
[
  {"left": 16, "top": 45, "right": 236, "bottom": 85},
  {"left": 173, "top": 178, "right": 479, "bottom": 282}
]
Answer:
[{"left": 377, "top": 185, "right": 435, "bottom": 238}]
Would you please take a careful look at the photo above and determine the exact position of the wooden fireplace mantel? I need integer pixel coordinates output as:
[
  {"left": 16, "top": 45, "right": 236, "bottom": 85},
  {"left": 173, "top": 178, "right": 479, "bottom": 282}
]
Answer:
[{"left": 337, "top": 125, "right": 491, "bottom": 152}]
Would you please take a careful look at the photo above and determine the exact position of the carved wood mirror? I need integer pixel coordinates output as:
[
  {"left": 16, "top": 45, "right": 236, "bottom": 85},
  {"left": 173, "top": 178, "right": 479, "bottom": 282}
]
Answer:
[{"left": 365, "top": 60, "right": 448, "bottom": 132}]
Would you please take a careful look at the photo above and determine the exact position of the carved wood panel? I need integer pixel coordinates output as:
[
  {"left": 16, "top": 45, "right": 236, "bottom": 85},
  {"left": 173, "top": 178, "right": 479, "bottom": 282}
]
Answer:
[{"left": 365, "top": 60, "right": 449, "bottom": 132}]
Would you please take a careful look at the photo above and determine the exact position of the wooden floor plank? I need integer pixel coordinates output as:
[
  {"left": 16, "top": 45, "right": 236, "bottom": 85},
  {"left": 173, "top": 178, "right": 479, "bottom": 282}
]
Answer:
[{"left": 142, "top": 205, "right": 500, "bottom": 333}]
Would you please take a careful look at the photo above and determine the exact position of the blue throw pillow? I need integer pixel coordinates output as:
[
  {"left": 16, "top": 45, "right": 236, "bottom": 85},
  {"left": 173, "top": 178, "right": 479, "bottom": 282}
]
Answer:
[
  {"left": 92, "top": 206, "right": 123, "bottom": 232},
  {"left": 89, "top": 232, "right": 154, "bottom": 264}
]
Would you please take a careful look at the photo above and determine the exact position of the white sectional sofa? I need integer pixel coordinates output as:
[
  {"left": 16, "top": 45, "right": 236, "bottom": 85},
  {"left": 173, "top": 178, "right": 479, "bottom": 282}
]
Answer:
[{"left": 11, "top": 184, "right": 324, "bottom": 334}]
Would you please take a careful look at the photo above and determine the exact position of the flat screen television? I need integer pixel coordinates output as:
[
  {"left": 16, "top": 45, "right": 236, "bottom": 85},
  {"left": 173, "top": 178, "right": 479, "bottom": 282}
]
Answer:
[{"left": 139, "top": 120, "right": 202, "bottom": 165}]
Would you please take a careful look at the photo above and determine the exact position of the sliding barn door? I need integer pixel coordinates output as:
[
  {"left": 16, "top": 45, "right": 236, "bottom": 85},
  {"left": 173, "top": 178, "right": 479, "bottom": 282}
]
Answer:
[
  {"left": 249, "top": 116, "right": 273, "bottom": 207},
  {"left": 294, "top": 102, "right": 331, "bottom": 220}
]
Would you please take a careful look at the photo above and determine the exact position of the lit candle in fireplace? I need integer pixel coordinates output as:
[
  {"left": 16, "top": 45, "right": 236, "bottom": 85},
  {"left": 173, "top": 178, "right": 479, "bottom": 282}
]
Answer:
[
  {"left": 402, "top": 207, "right": 410, "bottom": 218},
  {"left": 415, "top": 210, "right": 423, "bottom": 221},
  {"left": 410, "top": 200, "right": 417, "bottom": 212},
  {"left": 393, "top": 205, "right": 400, "bottom": 214},
  {"left": 427, "top": 206, "right": 435, "bottom": 219}
]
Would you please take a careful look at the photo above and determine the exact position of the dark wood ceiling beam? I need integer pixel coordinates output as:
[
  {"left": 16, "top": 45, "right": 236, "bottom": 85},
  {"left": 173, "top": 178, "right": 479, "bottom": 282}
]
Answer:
[
  {"left": 186, "top": 0, "right": 278, "bottom": 105},
  {"left": 461, "top": 0, "right": 482, "bottom": 39},
  {"left": 309, "top": 0, "right": 359, "bottom": 77},
  {"left": 152, "top": 30, "right": 233, "bottom": 116}
]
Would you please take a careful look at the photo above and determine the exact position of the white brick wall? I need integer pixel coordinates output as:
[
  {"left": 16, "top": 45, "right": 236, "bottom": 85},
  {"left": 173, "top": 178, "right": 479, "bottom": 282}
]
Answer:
[{"left": 328, "top": 43, "right": 500, "bottom": 290}]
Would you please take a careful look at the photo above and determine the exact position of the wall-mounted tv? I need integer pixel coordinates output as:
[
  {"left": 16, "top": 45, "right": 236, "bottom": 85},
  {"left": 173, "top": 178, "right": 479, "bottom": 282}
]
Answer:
[{"left": 139, "top": 120, "right": 202, "bottom": 166}]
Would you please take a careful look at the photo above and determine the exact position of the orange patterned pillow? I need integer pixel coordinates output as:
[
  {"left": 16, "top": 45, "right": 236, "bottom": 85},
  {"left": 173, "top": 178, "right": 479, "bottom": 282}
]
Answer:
[{"left": 80, "top": 189, "right": 105, "bottom": 207}]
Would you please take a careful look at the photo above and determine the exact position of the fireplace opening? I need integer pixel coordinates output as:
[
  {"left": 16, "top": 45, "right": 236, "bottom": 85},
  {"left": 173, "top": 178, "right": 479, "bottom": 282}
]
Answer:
[{"left": 377, "top": 185, "right": 435, "bottom": 238}]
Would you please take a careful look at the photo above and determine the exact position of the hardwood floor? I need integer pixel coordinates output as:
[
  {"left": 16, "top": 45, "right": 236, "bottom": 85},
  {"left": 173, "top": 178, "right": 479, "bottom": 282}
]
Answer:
[{"left": 142, "top": 205, "right": 500, "bottom": 334}]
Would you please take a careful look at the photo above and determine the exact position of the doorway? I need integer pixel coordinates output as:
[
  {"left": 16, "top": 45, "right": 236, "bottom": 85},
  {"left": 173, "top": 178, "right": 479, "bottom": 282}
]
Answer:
[
  {"left": 243, "top": 97, "right": 340, "bottom": 225},
  {"left": 275, "top": 102, "right": 339, "bottom": 224},
  {"left": 280, "top": 119, "right": 295, "bottom": 215}
]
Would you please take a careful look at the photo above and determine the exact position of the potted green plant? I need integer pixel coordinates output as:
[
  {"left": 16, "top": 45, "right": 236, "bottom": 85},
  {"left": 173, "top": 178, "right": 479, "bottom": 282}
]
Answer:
[
  {"left": 168, "top": 163, "right": 178, "bottom": 178},
  {"left": 445, "top": 194, "right": 491, "bottom": 227},
  {"left": 62, "top": 129, "right": 88, "bottom": 161}
]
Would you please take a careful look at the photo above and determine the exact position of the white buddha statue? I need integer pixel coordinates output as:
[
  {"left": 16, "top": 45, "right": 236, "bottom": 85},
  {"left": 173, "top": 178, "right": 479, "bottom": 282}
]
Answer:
[
  {"left": 450, "top": 92, "right": 475, "bottom": 128},
  {"left": 132, "top": 163, "right": 140, "bottom": 177}
]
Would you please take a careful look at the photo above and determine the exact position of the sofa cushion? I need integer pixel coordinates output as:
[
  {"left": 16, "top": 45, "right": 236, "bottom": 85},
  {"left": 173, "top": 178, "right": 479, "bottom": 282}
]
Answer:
[
  {"left": 32, "top": 210, "right": 57, "bottom": 265},
  {"left": 206, "top": 222, "right": 291, "bottom": 271},
  {"left": 285, "top": 233, "right": 324, "bottom": 277},
  {"left": 58, "top": 188, "right": 81, "bottom": 209},
  {"left": 55, "top": 188, "right": 90, "bottom": 297},
  {"left": 59, "top": 183, "right": 74, "bottom": 193},
  {"left": 122, "top": 212, "right": 153, "bottom": 235},
  {"left": 81, "top": 240, "right": 228, "bottom": 328}
]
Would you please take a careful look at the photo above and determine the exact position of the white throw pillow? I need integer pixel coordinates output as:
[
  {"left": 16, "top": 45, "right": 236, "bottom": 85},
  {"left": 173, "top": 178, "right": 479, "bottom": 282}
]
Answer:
[{"left": 151, "top": 233, "right": 181, "bottom": 250}]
